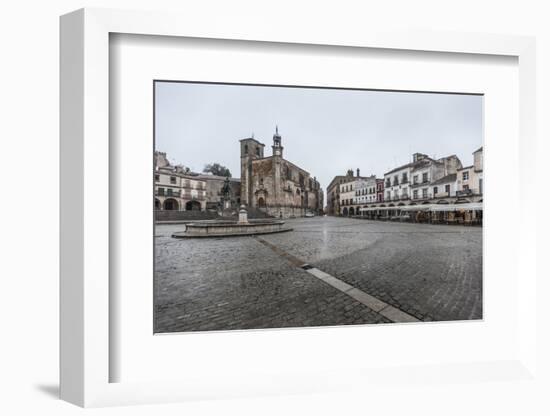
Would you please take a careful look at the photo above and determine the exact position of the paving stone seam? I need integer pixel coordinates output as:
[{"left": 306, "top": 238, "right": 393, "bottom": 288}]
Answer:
[{"left": 254, "top": 236, "right": 420, "bottom": 324}]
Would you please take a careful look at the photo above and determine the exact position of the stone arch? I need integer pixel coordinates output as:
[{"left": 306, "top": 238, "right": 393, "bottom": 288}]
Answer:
[
  {"left": 342, "top": 207, "right": 348, "bottom": 216},
  {"left": 349, "top": 207, "right": 355, "bottom": 216},
  {"left": 154, "top": 198, "right": 161, "bottom": 210},
  {"left": 257, "top": 197, "right": 266, "bottom": 208},
  {"left": 163, "top": 198, "right": 179, "bottom": 211},
  {"left": 185, "top": 200, "right": 201, "bottom": 211}
]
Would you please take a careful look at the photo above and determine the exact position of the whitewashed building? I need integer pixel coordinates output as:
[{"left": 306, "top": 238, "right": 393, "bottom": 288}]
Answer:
[
  {"left": 456, "top": 146, "right": 483, "bottom": 197},
  {"left": 385, "top": 153, "right": 463, "bottom": 203},
  {"left": 354, "top": 175, "right": 378, "bottom": 205}
]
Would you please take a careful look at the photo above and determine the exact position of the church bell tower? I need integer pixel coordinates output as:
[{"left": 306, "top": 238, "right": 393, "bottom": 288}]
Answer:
[{"left": 272, "top": 125, "right": 283, "bottom": 158}]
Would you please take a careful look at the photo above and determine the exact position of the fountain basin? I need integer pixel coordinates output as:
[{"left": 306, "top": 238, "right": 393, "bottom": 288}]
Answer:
[{"left": 171, "top": 219, "right": 292, "bottom": 238}]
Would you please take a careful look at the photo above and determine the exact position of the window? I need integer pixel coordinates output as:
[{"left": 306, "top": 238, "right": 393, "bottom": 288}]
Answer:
[
  {"left": 402, "top": 173, "right": 408, "bottom": 183},
  {"left": 260, "top": 177, "right": 263, "bottom": 185},
  {"left": 433, "top": 186, "right": 438, "bottom": 195},
  {"left": 422, "top": 172, "right": 428, "bottom": 183},
  {"left": 158, "top": 187, "right": 165, "bottom": 196},
  {"left": 462, "top": 171, "right": 469, "bottom": 181},
  {"left": 155, "top": 174, "right": 160, "bottom": 182},
  {"left": 445, "top": 184, "right": 450, "bottom": 193},
  {"left": 244, "top": 144, "right": 248, "bottom": 153},
  {"left": 387, "top": 191, "right": 391, "bottom": 200},
  {"left": 422, "top": 188, "right": 428, "bottom": 199},
  {"left": 393, "top": 176, "right": 398, "bottom": 186},
  {"left": 385, "top": 179, "right": 391, "bottom": 188},
  {"left": 255, "top": 147, "right": 260, "bottom": 156},
  {"left": 413, "top": 175, "right": 418, "bottom": 184},
  {"left": 463, "top": 184, "right": 469, "bottom": 191},
  {"left": 167, "top": 188, "right": 173, "bottom": 196},
  {"left": 413, "top": 190, "right": 418, "bottom": 199},
  {"left": 170, "top": 176, "right": 176, "bottom": 184}
]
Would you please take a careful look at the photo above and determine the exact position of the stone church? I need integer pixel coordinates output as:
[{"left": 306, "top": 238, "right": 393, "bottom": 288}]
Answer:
[{"left": 240, "top": 127, "right": 323, "bottom": 218}]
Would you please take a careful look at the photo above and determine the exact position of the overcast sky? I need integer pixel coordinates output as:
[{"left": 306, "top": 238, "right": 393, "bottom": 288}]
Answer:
[{"left": 155, "top": 82, "right": 482, "bottom": 191}]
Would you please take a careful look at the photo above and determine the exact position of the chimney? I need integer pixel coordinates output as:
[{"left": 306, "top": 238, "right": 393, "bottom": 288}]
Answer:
[
  {"left": 356, "top": 168, "right": 360, "bottom": 177},
  {"left": 413, "top": 153, "right": 427, "bottom": 162}
]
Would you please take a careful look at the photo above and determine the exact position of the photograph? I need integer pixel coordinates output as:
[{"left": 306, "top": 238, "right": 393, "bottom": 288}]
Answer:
[{"left": 153, "top": 81, "right": 483, "bottom": 333}]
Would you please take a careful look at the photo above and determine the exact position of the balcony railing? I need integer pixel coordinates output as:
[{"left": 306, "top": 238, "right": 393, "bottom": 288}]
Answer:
[
  {"left": 155, "top": 190, "right": 207, "bottom": 200},
  {"left": 156, "top": 190, "right": 181, "bottom": 198}
]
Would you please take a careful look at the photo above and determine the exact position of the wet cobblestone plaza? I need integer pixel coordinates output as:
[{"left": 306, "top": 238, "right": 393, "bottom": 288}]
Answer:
[{"left": 154, "top": 217, "right": 482, "bottom": 332}]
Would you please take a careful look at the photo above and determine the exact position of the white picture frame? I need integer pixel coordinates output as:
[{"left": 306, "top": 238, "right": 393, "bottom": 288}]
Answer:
[{"left": 60, "top": 8, "right": 537, "bottom": 407}]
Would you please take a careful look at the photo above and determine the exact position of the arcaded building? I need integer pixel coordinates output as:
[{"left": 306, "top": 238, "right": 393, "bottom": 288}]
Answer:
[
  {"left": 240, "top": 127, "right": 323, "bottom": 218},
  {"left": 154, "top": 151, "right": 207, "bottom": 211}
]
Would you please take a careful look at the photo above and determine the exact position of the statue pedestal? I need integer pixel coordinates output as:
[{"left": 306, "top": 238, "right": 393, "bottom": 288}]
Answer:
[{"left": 238, "top": 205, "right": 249, "bottom": 224}]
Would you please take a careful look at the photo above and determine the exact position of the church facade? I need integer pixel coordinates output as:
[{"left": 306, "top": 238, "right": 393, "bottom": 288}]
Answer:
[{"left": 240, "top": 128, "right": 323, "bottom": 218}]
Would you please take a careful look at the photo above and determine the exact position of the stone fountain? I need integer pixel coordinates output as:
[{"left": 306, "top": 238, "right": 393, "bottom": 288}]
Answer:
[{"left": 172, "top": 205, "right": 292, "bottom": 238}]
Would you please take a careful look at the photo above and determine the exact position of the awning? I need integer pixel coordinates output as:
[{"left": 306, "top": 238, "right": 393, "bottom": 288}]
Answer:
[
  {"left": 398, "top": 205, "right": 431, "bottom": 211},
  {"left": 358, "top": 206, "right": 384, "bottom": 212},
  {"left": 430, "top": 202, "right": 483, "bottom": 212},
  {"left": 358, "top": 202, "right": 483, "bottom": 213}
]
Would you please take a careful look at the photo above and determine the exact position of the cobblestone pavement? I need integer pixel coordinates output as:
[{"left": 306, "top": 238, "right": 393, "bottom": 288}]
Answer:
[
  {"left": 261, "top": 217, "right": 482, "bottom": 322},
  {"left": 154, "top": 217, "right": 482, "bottom": 332}
]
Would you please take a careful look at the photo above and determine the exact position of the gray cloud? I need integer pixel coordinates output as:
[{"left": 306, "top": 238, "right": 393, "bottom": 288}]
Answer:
[{"left": 155, "top": 82, "right": 482, "bottom": 193}]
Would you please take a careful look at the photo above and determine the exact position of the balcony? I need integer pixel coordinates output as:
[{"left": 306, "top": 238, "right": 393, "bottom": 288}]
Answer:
[
  {"left": 456, "top": 189, "right": 473, "bottom": 197},
  {"left": 156, "top": 190, "right": 181, "bottom": 198}
]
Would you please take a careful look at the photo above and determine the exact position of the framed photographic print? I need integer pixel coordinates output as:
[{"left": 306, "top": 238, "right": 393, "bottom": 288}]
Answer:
[
  {"left": 60, "top": 8, "right": 538, "bottom": 407},
  {"left": 152, "top": 80, "right": 483, "bottom": 333}
]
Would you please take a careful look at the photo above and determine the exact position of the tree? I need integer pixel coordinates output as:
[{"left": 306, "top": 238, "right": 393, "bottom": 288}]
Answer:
[{"left": 203, "top": 163, "right": 231, "bottom": 178}]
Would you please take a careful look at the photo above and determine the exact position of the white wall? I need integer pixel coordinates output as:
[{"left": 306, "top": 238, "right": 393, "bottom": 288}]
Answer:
[{"left": 1, "top": 1, "right": 549, "bottom": 416}]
